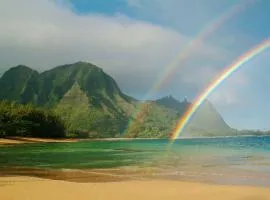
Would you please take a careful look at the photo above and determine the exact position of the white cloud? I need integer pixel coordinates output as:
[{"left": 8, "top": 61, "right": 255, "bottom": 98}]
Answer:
[{"left": 0, "top": 0, "right": 235, "bottom": 98}]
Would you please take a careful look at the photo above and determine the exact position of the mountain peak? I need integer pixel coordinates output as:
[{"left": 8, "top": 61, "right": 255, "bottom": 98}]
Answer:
[
  {"left": 68, "top": 61, "right": 103, "bottom": 71},
  {"left": 166, "top": 94, "right": 176, "bottom": 100},
  {"left": 45, "top": 62, "right": 103, "bottom": 77},
  {"left": 158, "top": 95, "right": 178, "bottom": 102},
  {"left": 0, "top": 61, "right": 131, "bottom": 108},
  {"left": 73, "top": 61, "right": 96, "bottom": 66},
  {"left": 0, "top": 62, "right": 233, "bottom": 138},
  {"left": 155, "top": 95, "right": 190, "bottom": 112},
  {"left": 9, "top": 65, "right": 37, "bottom": 73},
  {"left": 0, "top": 65, "right": 38, "bottom": 102},
  {"left": 2, "top": 65, "right": 38, "bottom": 78}
]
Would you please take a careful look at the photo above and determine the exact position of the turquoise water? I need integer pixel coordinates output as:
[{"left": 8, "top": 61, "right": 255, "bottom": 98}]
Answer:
[{"left": 1, "top": 136, "right": 270, "bottom": 185}]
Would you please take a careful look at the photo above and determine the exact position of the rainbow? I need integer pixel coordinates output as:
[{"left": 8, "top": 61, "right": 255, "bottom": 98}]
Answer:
[
  {"left": 122, "top": 1, "right": 252, "bottom": 136},
  {"left": 170, "top": 38, "right": 270, "bottom": 140},
  {"left": 148, "top": 0, "right": 252, "bottom": 92}
]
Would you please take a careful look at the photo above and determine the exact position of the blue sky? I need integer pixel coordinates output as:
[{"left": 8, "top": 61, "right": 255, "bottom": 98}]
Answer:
[{"left": 0, "top": 0, "right": 269, "bottom": 129}]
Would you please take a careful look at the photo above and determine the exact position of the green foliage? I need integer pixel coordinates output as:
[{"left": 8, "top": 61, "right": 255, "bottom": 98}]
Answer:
[
  {"left": 0, "top": 65, "right": 39, "bottom": 102},
  {"left": 0, "top": 101, "right": 66, "bottom": 138},
  {"left": 0, "top": 62, "right": 234, "bottom": 139},
  {"left": 156, "top": 95, "right": 190, "bottom": 114},
  {"left": 0, "top": 62, "right": 137, "bottom": 138},
  {"left": 53, "top": 82, "right": 129, "bottom": 138},
  {"left": 124, "top": 102, "right": 179, "bottom": 138},
  {"left": 156, "top": 97, "right": 234, "bottom": 137}
]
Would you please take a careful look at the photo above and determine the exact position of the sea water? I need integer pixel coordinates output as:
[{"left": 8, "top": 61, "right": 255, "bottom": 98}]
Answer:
[{"left": 1, "top": 136, "right": 270, "bottom": 186}]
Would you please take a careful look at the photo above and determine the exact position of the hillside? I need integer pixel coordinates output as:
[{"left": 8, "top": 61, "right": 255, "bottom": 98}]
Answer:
[
  {"left": 124, "top": 101, "right": 179, "bottom": 138},
  {"left": 0, "top": 65, "right": 39, "bottom": 103},
  {"left": 0, "top": 62, "right": 234, "bottom": 138},
  {"left": 181, "top": 100, "right": 235, "bottom": 137},
  {"left": 154, "top": 96, "right": 235, "bottom": 137},
  {"left": 155, "top": 95, "right": 190, "bottom": 115},
  {"left": 0, "top": 62, "right": 136, "bottom": 137}
]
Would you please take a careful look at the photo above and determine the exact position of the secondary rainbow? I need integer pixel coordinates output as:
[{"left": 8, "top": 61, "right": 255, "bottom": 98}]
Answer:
[
  {"left": 122, "top": 1, "right": 252, "bottom": 136},
  {"left": 170, "top": 38, "right": 270, "bottom": 140},
  {"left": 148, "top": 0, "right": 252, "bottom": 92}
]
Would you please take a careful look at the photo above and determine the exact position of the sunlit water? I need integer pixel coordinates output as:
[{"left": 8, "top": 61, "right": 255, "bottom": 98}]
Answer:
[{"left": 1, "top": 136, "right": 270, "bottom": 186}]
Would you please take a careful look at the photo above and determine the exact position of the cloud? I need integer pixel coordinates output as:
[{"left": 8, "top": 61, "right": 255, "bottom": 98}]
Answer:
[
  {"left": 0, "top": 0, "right": 237, "bottom": 99},
  {"left": 209, "top": 72, "right": 249, "bottom": 106}
]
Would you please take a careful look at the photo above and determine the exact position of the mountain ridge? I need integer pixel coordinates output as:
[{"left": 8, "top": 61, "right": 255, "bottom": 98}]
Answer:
[{"left": 0, "top": 62, "right": 234, "bottom": 138}]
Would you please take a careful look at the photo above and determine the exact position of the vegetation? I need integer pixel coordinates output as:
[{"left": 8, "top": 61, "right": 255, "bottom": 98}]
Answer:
[
  {"left": 124, "top": 102, "right": 179, "bottom": 138},
  {"left": 54, "top": 82, "right": 129, "bottom": 138},
  {"left": 0, "top": 101, "right": 66, "bottom": 138},
  {"left": 0, "top": 62, "right": 235, "bottom": 138}
]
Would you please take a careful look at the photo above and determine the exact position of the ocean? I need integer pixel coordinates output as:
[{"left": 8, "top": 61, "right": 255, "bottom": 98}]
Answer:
[{"left": 1, "top": 136, "right": 270, "bottom": 186}]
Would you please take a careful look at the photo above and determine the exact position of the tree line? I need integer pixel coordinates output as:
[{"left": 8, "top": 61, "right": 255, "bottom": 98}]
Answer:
[{"left": 0, "top": 101, "right": 66, "bottom": 138}]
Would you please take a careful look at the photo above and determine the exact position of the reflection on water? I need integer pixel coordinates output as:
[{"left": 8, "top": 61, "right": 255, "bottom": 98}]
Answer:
[{"left": 1, "top": 136, "right": 270, "bottom": 186}]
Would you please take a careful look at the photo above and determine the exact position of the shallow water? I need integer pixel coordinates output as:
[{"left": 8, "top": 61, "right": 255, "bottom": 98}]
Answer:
[{"left": 1, "top": 136, "right": 270, "bottom": 186}]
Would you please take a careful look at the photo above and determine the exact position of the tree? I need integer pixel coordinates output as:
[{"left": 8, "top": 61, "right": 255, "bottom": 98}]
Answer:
[{"left": 0, "top": 101, "right": 66, "bottom": 138}]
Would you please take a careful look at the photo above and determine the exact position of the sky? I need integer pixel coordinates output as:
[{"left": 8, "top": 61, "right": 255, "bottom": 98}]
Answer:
[{"left": 0, "top": 0, "right": 269, "bottom": 130}]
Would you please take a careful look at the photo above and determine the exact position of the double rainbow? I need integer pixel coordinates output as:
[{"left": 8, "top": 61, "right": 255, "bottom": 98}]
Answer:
[
  {"left": 170, "top": 38, "right": 270, "bottom": 140},
  {"left": 122, "top": 1, "right": 252, "bottom": 136},
  {"left": 149, "top": 0, "right": 252, "bottom": 92}
]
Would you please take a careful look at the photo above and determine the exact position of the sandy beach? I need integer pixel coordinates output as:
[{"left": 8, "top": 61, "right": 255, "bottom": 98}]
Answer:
[
  {"left": 2, "top": 137, "right": 270, "bottom": 199},
  {"left": 0, "top": 137, "right": 78, "bottom": 145},
  {"left": 1, "top": 176, "right": 270, "bottom": 200}
]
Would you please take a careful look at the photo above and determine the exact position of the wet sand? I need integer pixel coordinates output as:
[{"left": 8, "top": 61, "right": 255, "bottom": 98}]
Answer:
[
  {"left": 2, "top": 166, "right": 270, "bottom": 187},
  {"left": 1, "top": 176, "right": 270, "bottom": 200}
]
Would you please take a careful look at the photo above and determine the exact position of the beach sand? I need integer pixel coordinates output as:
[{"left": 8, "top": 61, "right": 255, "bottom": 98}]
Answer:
[
  {"left": 1, "top": 176, "right": 270, "bottom": 200},
  {"left": 0, "top": 138, "right": 26, "bottom": 145},
  {"left": 0, "top": 137, "right": 78, "bottom": 145}
]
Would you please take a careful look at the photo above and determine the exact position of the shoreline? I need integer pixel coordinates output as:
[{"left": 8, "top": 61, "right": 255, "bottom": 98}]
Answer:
[
  {"left": 1, "top": 135, "right": 270, "bottom": 145},
  {"left": 2, "top": 166, "right": 270, "bottom": 187},
  {"left": 87, "top": 135, "right": 270, "bottom": 141},
  {"left": 0, "top": 137, "right": 78, "bottom": 145},
  {"left": 1, "top": 175, "right": 270, "bottom": 200}
]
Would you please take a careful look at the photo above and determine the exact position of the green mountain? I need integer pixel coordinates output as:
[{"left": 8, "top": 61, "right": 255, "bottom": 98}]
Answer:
[
  {"left": 0, "top": 65, "right": 39, "bottom": 103},
  {"left": 124, "top": 101, "right": 179, "bottom": 138},
  {"left": 0, "top": 62, "right": 136, "bottom": 137},
  {"left": 0, "top": 62, "right": 234, "bottom": 138},
  {"left": 183, "top": 100, "right": 235, "bottom": 137},
  {"left": 154, "top": 95, "right": 235, "bottom": 137},
  {"left": 155, "top": 95, "right": 190, "bottom": 114}
]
